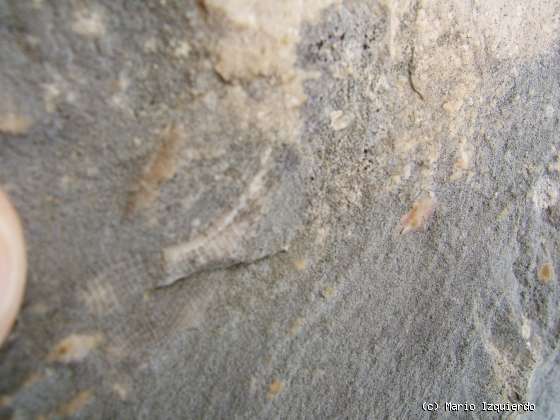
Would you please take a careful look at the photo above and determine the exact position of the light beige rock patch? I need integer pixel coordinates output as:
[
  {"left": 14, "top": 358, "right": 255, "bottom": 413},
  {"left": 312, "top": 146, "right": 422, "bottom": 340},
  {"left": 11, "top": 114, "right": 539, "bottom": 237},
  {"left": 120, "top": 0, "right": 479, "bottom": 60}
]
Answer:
[
  {"left": 330, "top": 110, "right": 354, "bottom": 131},
  {"left": 201, "top": 0, "right": 338, "bottom": 148},
  {"left": 414, "top": 0, "right": 558, "bottom": 62},
  {"left": 289, "top": 317, "right": 305, "bottom": 336},
  {"left": 47, "top": 333, "right": 104, "bottom": 363},
  {"left": 532, "top": 177, "right": 558, "bottom": 211},
  {"left": 112, "top": 382, "right": 130, "bottom": 400},
  {"left": 203, "top": 0, "right": 337, "bottom": 82},
  {"left": 80, "top": 275, "right": 120, "bottom": 315},
  {"left": 54, "top": 390, "right": 94, "bottom": 418},
  {"left": 171, "top": 39, "right": 191, "bottom": 59},
  {"left": 72, "top": 8, "right": 106, "bottom": 38},
  {"left": 0, "top": 113, "right": 32, "bottom": 135},
  {"left": 451, "top": 138, "right": 473, "bottom": 181},
  {"left": 369, "top": 0, "right": 558, "bottom": 193}
]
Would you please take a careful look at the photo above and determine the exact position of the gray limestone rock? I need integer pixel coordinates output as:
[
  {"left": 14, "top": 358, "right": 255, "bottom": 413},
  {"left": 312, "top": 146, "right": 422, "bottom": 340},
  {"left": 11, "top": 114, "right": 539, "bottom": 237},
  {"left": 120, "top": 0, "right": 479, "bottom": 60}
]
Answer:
[{"left": 1, "top": 0, "right": 560, "bottom": 418}]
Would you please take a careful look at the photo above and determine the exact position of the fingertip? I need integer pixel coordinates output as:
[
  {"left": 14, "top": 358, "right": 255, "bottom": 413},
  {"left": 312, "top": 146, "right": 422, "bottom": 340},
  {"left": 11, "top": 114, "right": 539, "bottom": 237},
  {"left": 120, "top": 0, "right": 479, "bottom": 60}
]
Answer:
[{"left": 0, "top": 189, "right": 26, "bottom": 346}]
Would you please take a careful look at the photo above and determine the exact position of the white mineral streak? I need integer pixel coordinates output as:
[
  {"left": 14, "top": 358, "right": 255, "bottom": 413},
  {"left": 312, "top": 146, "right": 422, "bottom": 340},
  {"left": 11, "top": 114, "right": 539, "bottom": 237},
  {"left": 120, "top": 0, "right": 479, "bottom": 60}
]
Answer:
[{"left": 330, "top": 110, "right": 354, "bottom": 131}]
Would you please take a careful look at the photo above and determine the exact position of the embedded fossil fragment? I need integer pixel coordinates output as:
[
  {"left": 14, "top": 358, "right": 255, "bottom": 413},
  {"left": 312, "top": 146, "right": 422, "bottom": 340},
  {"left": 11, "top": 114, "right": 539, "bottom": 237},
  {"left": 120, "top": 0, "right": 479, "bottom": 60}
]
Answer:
[{"left": 160, "top": 149, "right": 275, "bottom": 286}]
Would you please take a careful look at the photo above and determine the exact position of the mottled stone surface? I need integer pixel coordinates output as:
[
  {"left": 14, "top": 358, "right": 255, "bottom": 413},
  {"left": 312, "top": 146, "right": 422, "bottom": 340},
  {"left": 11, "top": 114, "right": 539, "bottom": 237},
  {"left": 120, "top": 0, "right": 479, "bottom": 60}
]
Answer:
[{"left": 1, "top": 0, "right": 560, "bottom": 418}]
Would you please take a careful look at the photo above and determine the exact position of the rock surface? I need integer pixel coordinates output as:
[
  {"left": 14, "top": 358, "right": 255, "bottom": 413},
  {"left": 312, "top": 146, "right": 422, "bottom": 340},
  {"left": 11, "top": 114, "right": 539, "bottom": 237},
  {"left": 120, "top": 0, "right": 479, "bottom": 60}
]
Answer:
[{"left": 1, "top": 0, "right": 560, "bottom": 418}]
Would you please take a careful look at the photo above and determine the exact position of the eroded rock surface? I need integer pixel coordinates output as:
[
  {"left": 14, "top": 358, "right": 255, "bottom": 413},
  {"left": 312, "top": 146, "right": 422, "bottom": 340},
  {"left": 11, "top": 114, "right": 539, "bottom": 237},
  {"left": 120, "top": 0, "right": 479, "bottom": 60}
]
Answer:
[{"left": 1, "top": 0, "right": 560, "bottom": 418}]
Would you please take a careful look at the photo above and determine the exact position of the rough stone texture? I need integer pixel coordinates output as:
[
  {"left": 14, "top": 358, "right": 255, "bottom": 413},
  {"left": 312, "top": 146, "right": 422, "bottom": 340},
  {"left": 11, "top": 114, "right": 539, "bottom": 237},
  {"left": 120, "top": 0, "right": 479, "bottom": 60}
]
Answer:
[{"left": 1, "top": 0, "right": 560, "bottom": 418}]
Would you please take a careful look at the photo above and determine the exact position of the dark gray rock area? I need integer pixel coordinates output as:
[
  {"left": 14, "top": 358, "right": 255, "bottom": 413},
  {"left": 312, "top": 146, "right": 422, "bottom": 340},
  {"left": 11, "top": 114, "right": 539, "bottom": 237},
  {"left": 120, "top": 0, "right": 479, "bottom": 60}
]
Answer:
[{"left": 1, "top": 0, "right": 560, "bottom": 418}]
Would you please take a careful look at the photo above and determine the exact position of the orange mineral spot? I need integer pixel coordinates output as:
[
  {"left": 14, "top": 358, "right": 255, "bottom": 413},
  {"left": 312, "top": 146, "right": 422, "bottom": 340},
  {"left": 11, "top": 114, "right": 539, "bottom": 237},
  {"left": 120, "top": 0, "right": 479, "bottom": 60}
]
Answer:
[
  {"left": 538, "top": 263, "right": 554, "bottom": 284},
  {"left": 267, "top": 379, "right": 284, "bottom": 400},
  {"left": 127, "top": 123, "right": 185, "bottom": 215},
  {"left": 399, "top": 196, "right": 436, "bottom": 234},
  {"left": 293, "top": 258, "right": 306, "bottom": 271}
]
